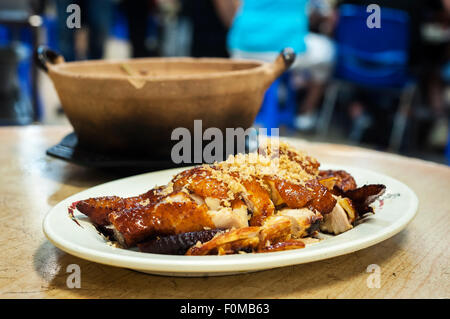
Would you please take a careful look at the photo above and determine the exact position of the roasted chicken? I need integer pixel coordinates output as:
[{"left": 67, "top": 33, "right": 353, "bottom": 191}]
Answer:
[{"left": 74, "top": 140, "right": 385, "bottom": 255}]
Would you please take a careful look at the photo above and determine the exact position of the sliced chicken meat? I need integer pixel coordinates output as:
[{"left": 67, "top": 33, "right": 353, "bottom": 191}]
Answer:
[{"left": 73, "top": 141, "right": 386, "bottom": 255}]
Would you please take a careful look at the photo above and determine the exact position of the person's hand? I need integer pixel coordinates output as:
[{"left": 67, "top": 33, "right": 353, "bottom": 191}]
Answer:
[
  {"left": 443, "top": 0, "right": 450, "bottom": 16},
  {"left": 213, "top": 0, "right": 240, "bottom": 28}
]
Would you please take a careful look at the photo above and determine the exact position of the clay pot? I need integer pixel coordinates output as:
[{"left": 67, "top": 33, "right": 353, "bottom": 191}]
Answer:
[{"left": 37, "top": 46, "right": 295, "bottom": 159}]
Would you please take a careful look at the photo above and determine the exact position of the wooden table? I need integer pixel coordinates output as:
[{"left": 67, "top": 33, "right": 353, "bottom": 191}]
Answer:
[{"left": 0, "top": 125, "right": 449, "bottom": 299}]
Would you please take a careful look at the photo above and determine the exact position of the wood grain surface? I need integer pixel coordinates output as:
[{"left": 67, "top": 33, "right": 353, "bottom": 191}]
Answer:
[{"left": 0, "top": 125, "right": 448, "bottom": 299}]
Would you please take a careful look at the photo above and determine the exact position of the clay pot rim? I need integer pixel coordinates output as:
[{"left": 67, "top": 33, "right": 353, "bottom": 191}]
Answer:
[{"left": 47, "top": 57, "right": 270, "bottom": 82}]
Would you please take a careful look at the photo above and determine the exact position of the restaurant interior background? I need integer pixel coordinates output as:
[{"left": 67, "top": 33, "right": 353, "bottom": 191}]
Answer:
[{"left": 0, "top": 0, "right": 449, "bottom": 165}]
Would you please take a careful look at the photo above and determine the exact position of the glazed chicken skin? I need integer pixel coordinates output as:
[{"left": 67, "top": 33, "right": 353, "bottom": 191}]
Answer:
[
  {"left": 75, "top": 186, "right": 165, "bottom": 226},
  {"left": 108, "top": 192, "right": 214, "bottom": 247},
  {"left": 74, "top": 140, "right": 385, "bottom": 254},
  {"left": 172, "top": 166, "right": 276, "bottom": 227}
]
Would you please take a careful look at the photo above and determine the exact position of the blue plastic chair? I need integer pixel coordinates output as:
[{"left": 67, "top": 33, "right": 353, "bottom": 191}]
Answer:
[
  {"left": 0, "top": 25, "right": 36, "bottom": 123},
  {"left": 335, "top": 5, "right": 410, "bottom": 88},
  {"left": 254, "top": 71, "right": 298, "bottom": 132},
  {"left": 110, "top": 6, "right": 129, "bottom": 40},
  {"left": 316, "top": 4, "right": 416, "bottom": 151},
  {"left": 446, "top": 132, "right": 450, "bottom": 165}
]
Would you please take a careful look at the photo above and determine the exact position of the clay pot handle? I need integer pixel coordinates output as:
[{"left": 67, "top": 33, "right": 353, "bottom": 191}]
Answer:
[
  {"left": 36, "top": 46, "right": 65, "bottom": 72},
  {"left": 263, "top": 48, "right": 296, "bottom": 88}
]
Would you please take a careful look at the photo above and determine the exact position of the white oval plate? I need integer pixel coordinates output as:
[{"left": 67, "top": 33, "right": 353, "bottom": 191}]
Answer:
[{"left": 43, "top": 164, "right": 418, "bottom": 277}]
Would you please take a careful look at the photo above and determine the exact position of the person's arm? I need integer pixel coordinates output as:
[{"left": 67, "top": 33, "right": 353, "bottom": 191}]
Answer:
[
  {"left": 442, "top": 0, "right": 450, "bottom": 15},
  {"left": 213, "top": 0, "right": 240, "bottom": 28}
]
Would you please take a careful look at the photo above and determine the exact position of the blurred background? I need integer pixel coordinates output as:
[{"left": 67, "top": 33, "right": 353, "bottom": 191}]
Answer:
[{"left": 0, "top": 0, "right": 449, "bottom": 165}]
